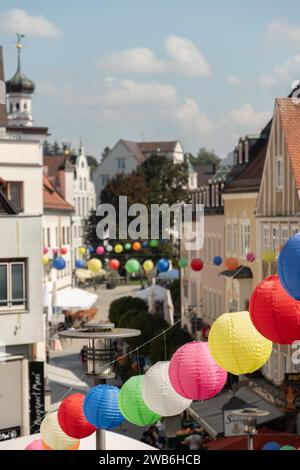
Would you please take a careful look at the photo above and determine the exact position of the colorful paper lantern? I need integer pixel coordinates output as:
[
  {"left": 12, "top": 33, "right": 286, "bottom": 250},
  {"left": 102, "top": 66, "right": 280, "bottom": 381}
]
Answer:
[
  {"left": 52, "top": 248, "right": 58, "bottom": 255},
  {"left": 60, "top": 247, "right": 68, "bottom": 255},
  {"left": 124, "top": 243, "right": 131, "bottom": 251},
  {"left": 83, "top": 384, "right": 125, "bottom": 429},
  {"left": 42, "top": 255, "right": 50, "bottom": 265},
  {"left": 208, "top": 311, "right": 272, "bottom": 375},
  {"left": 178, "top": 258, "right": 188, "bottom": 268},
  {"left": 114, "top": 244, "right": 123, "bottom": 254},
  {"left": 25, "top": 439, "right": 44, "bottom": 450},
  {"left": 142, "top": 241, "right": 148, "bottom": 249},
  {"left": 109, "top": 259, "right": 120, "bottom": 270},
  {"left": 262, "top": 441, "right": 280, "bottom": 450},
  {"left": 79, "top": 247, "right": 86, "bottom": 255},
  {"left": 87, "top": 258, "right": 102, "bottom": 274},
  {"left": 88, "top": 246, "right": 94, "bottom": 254},
  {"left": 125, "top": 259, "right": 140, "bottom": 274},
  {"left": 278, "top": 234, "right": 300, "bottom": 300},
  {"left": 168, "top": 342, "right": 227, "bottom": 400},
  {"left": 132, "top": 241, "right": 141, "bottom": 251},
  {"left": 118, "top": 376, "right": 161, "bottom": 426},
  {"left": 249, "top": 275, "right": 300, "bottom": 344},
  {"left": 280, "top": 445, "right": 296, "bottom": 450},
  {"left": 262, "top": 249, "right": 276, "bottom": 263},
  {"left": 75, "top": 259, "right": 86, "bottom": 269},
  {"left": 143, "top": 259, "right": 154, "bottom": 272},
  {"left": 246, "top": 252, "right": 255, "bottom": 262},
  {"left": 226, "top": 257, "right": 238, "bottom": 271},
  {"left": 150, "top": 239, "right": 159, "bottom": 248},
  {"left": 58, "top": 393, "right": 96, "bottom": 439},
  {"left": 43, "top": 247, "right": 48, "bottom": 255},
  {"left": 141, "top": 361, "right": 192, "bottom": 416},
  {"left": 106, "top": 244, "right": 113, "bottom": 253},
  {"left": 191, "top": 258, "right": 203, "bottom": 271},
  {"left": 53, "top": 257, "right": 66, "bottom": 271},
  {"left": 156, "top": 258, "right": 170, "bottom": 273},
  {"left": 40, "top": 412, "right": 80, "bottom": 450},
  {"left": 213, "top": 256, "right": 222, "bottom": 266},
  {"left": 96, "top": 246, "right": 105, "bottom": 255}
]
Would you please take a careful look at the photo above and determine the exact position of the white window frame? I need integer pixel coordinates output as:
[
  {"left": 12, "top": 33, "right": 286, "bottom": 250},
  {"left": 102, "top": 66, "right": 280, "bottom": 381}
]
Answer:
[
  {"left": 232, "top": 220, "right": 238, "bottom": 255},
  {"left": 0, "top": 260, "right": 27, "bottom": 312},
  {"left": 275, "top": 155, "right": 284, "bottom": 191},
  {"left": 263, "top": 224, "right": 270, "bottom": 251},
  {"left": 240, "top": 218, "right": 250, "bottom": 256},
  {"left": 271, "top": 225, "right": 280, "bottom": 256},
  {"left": 226, "top": 221, "right": 233, "bottom": 255},
  {"left": 281, "top": 225, "right": 289, "bottom": 248}
]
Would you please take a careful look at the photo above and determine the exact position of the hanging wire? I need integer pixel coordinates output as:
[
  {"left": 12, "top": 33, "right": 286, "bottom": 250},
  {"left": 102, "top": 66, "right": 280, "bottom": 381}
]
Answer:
[
  {"left": 1, "top": 263, "right": 246, "bottom": 449},
  {"left": 163, "top": 331, "right": 167, "bottom": 361},
  {"left": 136, "top": 348, "right": 141, "bottom": 375}
]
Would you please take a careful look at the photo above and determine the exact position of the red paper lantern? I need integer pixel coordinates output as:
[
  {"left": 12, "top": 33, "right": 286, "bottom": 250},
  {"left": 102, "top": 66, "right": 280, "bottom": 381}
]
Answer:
[
  {"left": 191, "top": 258, "right": 203, "bottom": 271},
  {"left": 226, "top": 257, "right": 238, "bottom": 271},
  {"left": 109, "top": 259, "right": 120, "bottom": 270},
  {"left": 249, "top": 275, "right": 300, "bottom": 344},
  {"left": 60, "top": 247, "right": 68, "bottom": 255},
  {"left": 58, "top": 393, "right": 96, "bottom": 439}
]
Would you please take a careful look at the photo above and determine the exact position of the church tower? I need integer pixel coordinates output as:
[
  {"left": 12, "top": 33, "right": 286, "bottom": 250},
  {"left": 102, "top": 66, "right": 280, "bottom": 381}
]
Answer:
[{"left": 6, "top": 34, "right": 35, "bottom": 127}]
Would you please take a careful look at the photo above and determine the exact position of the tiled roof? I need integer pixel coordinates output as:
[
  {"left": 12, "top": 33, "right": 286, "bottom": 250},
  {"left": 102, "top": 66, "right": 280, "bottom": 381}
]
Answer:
[
  {"left": 43, "top": 174, "right": 73, "bottom": 212},
  {"left": 44, "top": 155, "right": 67, "bottom": 180},
  {"left": 120, "top": 139, "right": 179, "bottom": 163},
  {"left": 277, "top": 98, "right": 300, "bottom": 189}
]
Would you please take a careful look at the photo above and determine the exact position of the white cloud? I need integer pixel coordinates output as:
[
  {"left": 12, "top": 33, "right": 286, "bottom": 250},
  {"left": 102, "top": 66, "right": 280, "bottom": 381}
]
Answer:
[
  {"left": 0, "top": 9, "right": 62, "bottom": 38},
  {"left": 265, "top": 17, "right": 300, "bottom": 46},
  {"left": 100, "top": 35, "right": 211, "bottom": 77},
  {"left": 103, "top": 79, "right": 178, "bottom": 106},
  {"left": 99, "top": 47, "right": 165, "bottom": 74},
  {"left": 176, "top": 99, "right": 214, "bottom": 134},
  {"left": 165, "top": 35, "right": 211, "bottom": 77},
  {"left": 256, "top": 74, "right": 276, "bottom": 88},
  {"left": 226, "top": 75, "right": 241, "bottom": 86},
  {"left": 228, "top": 103, "right": 271, "bottom": 129},
  {"left": 257, "top": 54, "right": 300, "bottom": 90}
]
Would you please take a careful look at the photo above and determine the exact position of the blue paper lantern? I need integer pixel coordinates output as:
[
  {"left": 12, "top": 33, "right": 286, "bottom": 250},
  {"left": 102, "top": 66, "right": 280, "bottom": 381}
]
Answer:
[
  {"left": 278, "top": 233, "right": 300, "bottom": 300},
  {"left": 75, "top": 259, "right": 86, "bottom": 269},
  {"left": 156, "top": 258, "right": 169, "bottom": 273},
  {"left": 83, "top": 385, "right": 125, "bottom": 429},
  {"left": 88, "top": 246, "right": 94, "bottom": 253},
  {"left": 142, "top": 241, "right": 148, "bottom": 249},
  {"left": 213, "top": 256, "right": 222, "bottom": 266},
  {"left": 262, "top": 441, "right": 280, "bottom": 450},
  {"left": 53, "top": 257, "right": 66, "bottom": 271}
]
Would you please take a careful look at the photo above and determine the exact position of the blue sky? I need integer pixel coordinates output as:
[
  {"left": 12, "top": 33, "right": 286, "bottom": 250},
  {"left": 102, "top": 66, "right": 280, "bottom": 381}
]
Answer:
[{"left": 1, "top": 0, "right": 300, "bottom": 159}]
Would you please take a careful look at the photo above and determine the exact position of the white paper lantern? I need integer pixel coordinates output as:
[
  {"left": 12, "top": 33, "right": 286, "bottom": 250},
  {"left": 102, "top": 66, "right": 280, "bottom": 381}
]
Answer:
[
  {"left": 141, "top": 361, "right": 192, "bottom": 416},
  {"left": 40, "top": 411, "right": 80, "bottom": 450}
]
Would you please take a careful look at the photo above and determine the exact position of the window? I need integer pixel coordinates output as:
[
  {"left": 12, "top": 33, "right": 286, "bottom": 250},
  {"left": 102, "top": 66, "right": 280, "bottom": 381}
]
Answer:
[
  {"left": 281, "top": 225, "right": 289, "bottom": 248},
  {"left": 263, "top": 224, "right": 270, "bottom": 251},
  {"left": 16, "top": 103, "right": 20, "bottom": 111},
  {"left": 271, "top": 225, "right": 280, "bottom": 256},
  {"left": 0, "top": 260, "right": 27, "bottom": 311},
  {"left": 79, "top": 178, "right": 83, "bottom": 191},
  {"left": 228, "top": 298, "right": 239, "bottom": 312},
  {"left": 82, "top": 198, "right": 85, "bottom": 217},
  {"left": 47, "top": 228, "right": 51, "bottom": 247},
  {"left": 240, "top": 219, "right": 250, "bottom": 256},
  {"left": 232, "top": 221, "right": 238, "bottom": 254},
  {"left": 275, "top": 156, "right": 284, "bottom": 191},
  {"left": 101, "top": 175, "right": 109, "bottom": 187},
  {"left": 117, "top": 159, "right": 126, "bottom": 170},
  {"left": 84, "top": 178, "right": 87, "bottom": 191},
  {"left": 67, "top": 227, "right": 70, "bottom": 244},
  {"left": 291, "top": 224, "right": 298, "bottom": 237},
  {"left": 4, "top": 182, "right": 23, "bottom": 212},
  {"left": 226, "top": 221, "right": 232, "bottom": 254},
  {"left": 62, "top": 227, "right": 66, "bottom": 245}
]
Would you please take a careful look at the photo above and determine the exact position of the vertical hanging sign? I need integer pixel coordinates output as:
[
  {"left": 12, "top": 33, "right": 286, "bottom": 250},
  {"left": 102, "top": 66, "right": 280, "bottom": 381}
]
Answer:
[{"left": 29, "top": 361, "right": 45, "bottom": 433}]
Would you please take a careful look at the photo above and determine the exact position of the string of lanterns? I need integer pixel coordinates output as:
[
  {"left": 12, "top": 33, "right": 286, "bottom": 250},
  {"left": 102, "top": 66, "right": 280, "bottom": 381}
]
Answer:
[{"left": 33, "top": 235, "right": 300, "bottom": 450}]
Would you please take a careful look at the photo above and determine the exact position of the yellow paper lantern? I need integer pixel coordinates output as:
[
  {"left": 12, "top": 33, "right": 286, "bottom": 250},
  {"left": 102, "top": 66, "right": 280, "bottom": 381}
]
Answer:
[
  {"left": 79, "top": 247, "right": 86, "bottom": 255},
  {"left": 208, "top": 311, "right": 272, "bottom": 375},
  {"left": 87, "top": 258, "right": 102, "bottom": 274},
  {"left": 42, "top": 255, "right": 50, "bottom": 265},
  {"left": 143, "top": 260, "right": 154, "bottom": 272},
  {"left": 40, "top": 412, "right": 80, "bottom": 450},
  {"left": 114, "top": 244, "right": 123, "bottom": 254},
  {"left": 262, "top": 249, "right": 276, "bottom": 263}
]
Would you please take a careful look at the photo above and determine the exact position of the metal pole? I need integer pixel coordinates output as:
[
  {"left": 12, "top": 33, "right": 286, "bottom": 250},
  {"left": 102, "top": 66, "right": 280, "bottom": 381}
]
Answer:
[
  {"left": 248, "top": 433, "right": 254, "bottom": 451},
  {"left": 94, "top": 377, "right": 106, "bottom": 450}
]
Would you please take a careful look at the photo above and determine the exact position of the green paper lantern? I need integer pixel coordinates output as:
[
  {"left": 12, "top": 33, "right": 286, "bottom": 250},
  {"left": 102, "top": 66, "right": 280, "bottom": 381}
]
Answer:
[
  {"left": 118, "top": 376, "right": 161, "bottom": 426},
  {"left": 150, "top": 239, "right": 159, "bottom": 248},
  {"left": 125, "top": 243, "right": 131, "bottom": 251},
  {"left": 178, "top": 258, "right": 188, "bottom": 268},
  {"left": 280, "top": 445, "right": 296, "bottom": 450},
  {"left": 125, "top": 259, "right": 140, "bottom": 273}
]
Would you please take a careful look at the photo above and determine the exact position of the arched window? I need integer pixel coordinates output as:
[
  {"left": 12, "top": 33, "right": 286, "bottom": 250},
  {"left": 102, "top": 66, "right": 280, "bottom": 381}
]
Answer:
[{"left": 79, "top": 178, "right": 83, "bottom": 191}]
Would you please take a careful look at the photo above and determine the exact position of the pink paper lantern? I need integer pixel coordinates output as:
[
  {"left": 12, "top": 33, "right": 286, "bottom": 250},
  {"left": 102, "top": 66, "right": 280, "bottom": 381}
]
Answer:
[
  {"left": 96, "top": 246, "right": 105, "bottom": 255},
  {"left": 168, "top": 341, "right": 227, "bottom": 400},
  {"left": 25, "top": 439, "right": 44, "bottom": 450},
  {"left": 43, "top": 247, "right": 48, "bottom": 255},
  {"left": 246, "top": 252, "right": 255, "bottom": 262}
]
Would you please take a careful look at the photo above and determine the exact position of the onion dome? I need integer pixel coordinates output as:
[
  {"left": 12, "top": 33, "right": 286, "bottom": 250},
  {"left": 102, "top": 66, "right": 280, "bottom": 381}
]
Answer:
[{"left": 6, "top": 41, "right": 35, "bottom": 94}]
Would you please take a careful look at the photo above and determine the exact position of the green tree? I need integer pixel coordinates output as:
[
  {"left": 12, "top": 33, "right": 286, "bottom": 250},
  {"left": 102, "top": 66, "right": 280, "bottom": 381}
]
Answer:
[
  {"left": 52, "top": 140, "right": 61, "bottom": 155},
  {"left": 43, "top": 139, "right": 52, "bottom": 156},
  {"left": 86, "top": 155, "right": 98, "bottom": 173},
  {"left": 101, "top": 146, "right": 111, "bottom": 160},
  {"left": 188, "top": 147, "right": 220, "bottom": 165},
  {"left": 108, "top": 296, "right": 147, "bottom": 325}
]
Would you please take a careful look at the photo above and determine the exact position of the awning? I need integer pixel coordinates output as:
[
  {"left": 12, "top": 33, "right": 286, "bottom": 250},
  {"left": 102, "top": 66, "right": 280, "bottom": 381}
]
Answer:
[
  {"left": 158, "top": 269, "right": 179, "bottom": 280},
  {"left": 134, "top": 284, "right": 174, "bottom": 324},
  {"left": 54, "top": 287, "right": 97, "bottom": 310},
  {"left": 219, "top": 265, "right": 253, "bottom": 279},
  {"left": 188, "top": 385, "right": 285, "bottom": 439}
]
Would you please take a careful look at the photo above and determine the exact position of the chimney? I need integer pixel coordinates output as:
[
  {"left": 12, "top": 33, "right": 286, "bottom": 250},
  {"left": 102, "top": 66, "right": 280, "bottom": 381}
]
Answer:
[{"left": 0, "top": 47, "right": 8, "bottom": 128}]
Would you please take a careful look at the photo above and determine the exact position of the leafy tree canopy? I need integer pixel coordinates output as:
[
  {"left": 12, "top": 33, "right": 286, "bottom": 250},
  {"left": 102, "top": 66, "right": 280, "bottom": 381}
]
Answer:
[{"left": 187, "top": 147, "right": 220, "bottom": 165}]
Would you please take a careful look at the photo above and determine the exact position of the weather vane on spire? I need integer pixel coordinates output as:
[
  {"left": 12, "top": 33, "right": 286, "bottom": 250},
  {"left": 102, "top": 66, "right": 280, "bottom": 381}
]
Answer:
[{"left": 15, "top": 33, "right": 25, "bottom": 70}]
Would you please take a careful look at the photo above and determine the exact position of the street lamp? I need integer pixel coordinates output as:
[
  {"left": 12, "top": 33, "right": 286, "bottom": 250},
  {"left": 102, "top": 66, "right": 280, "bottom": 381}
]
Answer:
[
  {"left": 232, "top": 407, "right": 269, "bottom": 450},
  {"left": 59, "top": 321, "right": 140, "bottom": 450}
]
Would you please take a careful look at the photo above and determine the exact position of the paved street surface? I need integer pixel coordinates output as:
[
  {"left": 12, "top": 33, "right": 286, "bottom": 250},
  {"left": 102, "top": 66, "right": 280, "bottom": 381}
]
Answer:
[{"left": 48, "top": 283, "right": 147, "bottom": 444}]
